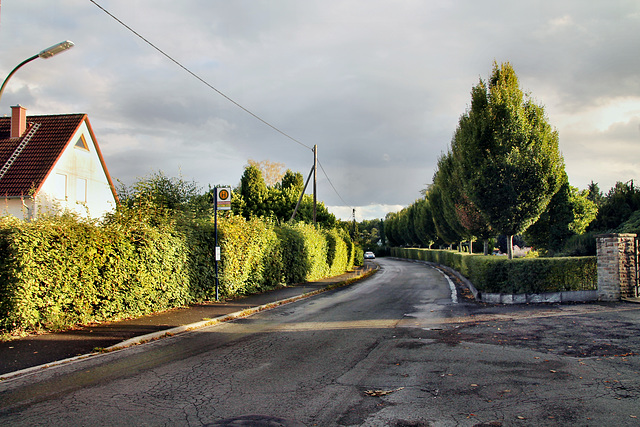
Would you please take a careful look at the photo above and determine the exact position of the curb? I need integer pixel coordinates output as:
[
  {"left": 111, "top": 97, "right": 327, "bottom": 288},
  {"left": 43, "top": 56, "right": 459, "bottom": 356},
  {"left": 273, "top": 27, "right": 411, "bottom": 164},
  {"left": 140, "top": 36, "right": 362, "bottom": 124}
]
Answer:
[
  {"left": 0, "top": 266, "right": 378, "bottom": 383},
  {"left": 107, "top": 291, "right": 328, "bottom": 351},
  {"left": 390, "top": 257, "right": 478, "bottom": 299},
  {"left": 108, "top": 265, "right": 379, "bottom": 351},
  {"left": 392, "top": 257, "right": 607, "bottom": 305}
]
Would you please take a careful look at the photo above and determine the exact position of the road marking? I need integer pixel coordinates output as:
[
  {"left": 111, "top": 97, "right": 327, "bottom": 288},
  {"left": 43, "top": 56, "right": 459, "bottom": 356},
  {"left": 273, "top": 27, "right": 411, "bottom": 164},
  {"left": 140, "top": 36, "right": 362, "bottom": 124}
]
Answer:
[{"left": 431, "top": 267, "right": 458, "bottom": 304}]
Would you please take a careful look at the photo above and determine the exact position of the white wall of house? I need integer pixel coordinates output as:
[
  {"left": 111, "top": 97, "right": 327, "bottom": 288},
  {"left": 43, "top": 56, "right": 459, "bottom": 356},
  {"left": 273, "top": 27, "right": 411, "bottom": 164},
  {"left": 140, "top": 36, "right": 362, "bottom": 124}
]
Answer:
[
  {"left": 38, "top": 120, "right": 117, "bottom": 219},
  {"left": 0, "top": 120, "right": 117, "bottom": 220},
  {"left": 0, "top": 198, "right": 32, "bottom": 219}
]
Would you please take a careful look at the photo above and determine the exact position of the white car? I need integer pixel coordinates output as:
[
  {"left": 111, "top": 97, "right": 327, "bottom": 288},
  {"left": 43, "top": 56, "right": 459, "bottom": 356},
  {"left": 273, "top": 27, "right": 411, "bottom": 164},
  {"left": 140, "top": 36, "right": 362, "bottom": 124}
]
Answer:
[{"left": 364, "top": 251, "right": 376, "bottom": 259}]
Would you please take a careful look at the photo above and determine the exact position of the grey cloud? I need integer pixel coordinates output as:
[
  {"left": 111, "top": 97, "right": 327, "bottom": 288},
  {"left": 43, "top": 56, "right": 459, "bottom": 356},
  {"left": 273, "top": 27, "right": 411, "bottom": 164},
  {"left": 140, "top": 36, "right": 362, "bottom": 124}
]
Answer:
[{"left": 1, "top": 0, "right": 639, "bottom": 217}]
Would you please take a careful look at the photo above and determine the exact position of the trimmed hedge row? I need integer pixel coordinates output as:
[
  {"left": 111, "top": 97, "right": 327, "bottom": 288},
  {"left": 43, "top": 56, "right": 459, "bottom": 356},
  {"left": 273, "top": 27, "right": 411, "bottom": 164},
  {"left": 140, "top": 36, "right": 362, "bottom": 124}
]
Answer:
[
  {"left": 0, "top": 213, "right": 355, "bottom": 334},
  {"left": 392, "top": 247, "right": 597, "bottom": 294}
]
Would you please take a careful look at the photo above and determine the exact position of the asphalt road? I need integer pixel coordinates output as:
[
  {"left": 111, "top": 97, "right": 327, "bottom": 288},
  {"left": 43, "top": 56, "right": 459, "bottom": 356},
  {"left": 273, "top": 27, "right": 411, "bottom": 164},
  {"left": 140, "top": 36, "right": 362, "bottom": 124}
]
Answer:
[{"left": 1, "top": 258, "right": 640, "bottom": 426}]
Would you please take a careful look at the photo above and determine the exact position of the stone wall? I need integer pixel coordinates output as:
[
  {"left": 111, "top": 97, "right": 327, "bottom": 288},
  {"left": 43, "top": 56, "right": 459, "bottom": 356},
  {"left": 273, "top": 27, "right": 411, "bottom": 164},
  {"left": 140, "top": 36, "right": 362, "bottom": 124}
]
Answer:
[{"left": 596, "top": 234, "right": 638, "bottom": 301}]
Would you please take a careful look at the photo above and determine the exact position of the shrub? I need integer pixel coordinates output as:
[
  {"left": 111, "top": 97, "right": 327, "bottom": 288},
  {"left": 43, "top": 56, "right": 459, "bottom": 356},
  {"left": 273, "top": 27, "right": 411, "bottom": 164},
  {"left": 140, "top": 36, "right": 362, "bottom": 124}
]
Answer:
[
  {"left": 325, "top": 228, "right": 349, "bottom": 276},
  {"left": 296, "top": 222, "right": 329, "bottom": 281},
  {"left": 353, "top": 245, "right": 364, "bottom": 266},
  {"left": 276, "top": 224, "right": 309, "bottom": 285},
  {"left": 218, "top": 215, "right": 283, "bottom": 297},
  {"left": 0, "top": 213, "right": 194, "bottom": 332}
]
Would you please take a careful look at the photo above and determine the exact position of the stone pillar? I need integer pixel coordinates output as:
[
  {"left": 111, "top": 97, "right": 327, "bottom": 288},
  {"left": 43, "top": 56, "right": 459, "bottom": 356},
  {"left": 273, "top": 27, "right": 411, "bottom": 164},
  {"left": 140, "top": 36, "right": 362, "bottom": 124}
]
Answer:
[{"left": 596, "top": 234, "right": 637, "bottom": 301}]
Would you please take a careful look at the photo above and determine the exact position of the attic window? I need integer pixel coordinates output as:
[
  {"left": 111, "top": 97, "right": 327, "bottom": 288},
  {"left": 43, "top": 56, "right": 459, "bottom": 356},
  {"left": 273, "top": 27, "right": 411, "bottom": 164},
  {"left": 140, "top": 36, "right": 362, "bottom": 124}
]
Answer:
[{"left": 75, "top": 135, "right": 89, "bottom": 151}]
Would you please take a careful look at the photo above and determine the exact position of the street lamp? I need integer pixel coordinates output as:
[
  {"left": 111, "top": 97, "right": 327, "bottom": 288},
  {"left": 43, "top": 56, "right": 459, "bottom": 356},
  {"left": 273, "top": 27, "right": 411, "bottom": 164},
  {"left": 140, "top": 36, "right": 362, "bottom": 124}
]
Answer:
[{"left": 0, "top": 40, "right": 74, "bottom": 104}]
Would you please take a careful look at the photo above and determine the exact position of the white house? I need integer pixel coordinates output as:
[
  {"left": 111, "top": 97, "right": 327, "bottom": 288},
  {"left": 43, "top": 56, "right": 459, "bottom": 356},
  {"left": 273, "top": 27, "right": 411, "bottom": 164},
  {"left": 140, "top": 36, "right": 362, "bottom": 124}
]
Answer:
[{"left": 0, "top": 105, "right": 118, "bottom": 220}]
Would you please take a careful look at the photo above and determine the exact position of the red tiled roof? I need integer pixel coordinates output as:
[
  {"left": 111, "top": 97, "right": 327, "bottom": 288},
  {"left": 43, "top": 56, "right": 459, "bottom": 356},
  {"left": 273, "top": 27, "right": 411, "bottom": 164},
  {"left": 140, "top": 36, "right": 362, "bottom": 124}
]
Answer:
[{"left": 0, "top": 114, "right": 88, "bottom": 197}]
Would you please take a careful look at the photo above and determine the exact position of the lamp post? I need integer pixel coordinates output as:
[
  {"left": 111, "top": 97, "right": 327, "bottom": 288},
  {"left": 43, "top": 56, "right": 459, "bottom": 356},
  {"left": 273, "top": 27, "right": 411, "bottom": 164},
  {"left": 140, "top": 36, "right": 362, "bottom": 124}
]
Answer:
[{"left": 0, "top": 40, "right": 74, "bottom": 104}]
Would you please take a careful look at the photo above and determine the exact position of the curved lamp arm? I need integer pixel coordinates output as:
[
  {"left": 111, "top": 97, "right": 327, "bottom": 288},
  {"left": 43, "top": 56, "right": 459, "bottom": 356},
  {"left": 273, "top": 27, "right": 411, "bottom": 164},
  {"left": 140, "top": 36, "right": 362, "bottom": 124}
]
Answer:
[{"left": 0, "top": 41, "right": 74, "bottom": 104}]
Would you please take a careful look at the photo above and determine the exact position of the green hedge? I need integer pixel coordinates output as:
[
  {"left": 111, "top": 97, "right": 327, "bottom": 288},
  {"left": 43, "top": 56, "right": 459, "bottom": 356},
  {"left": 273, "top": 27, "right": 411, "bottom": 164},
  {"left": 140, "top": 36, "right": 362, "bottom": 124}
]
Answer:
[
  {"left": 0, "top": 214, "right": 197, "bottom": 333},
  {"left": 276, "top": 223, "right": 355, "bottom": 285},
  {"left": 392, "top": 247, "right": 597, "bottom": 294},
  {"left": 326, "top": 228, "right": 352, "bottom": 276},
  {"left": 218, "top": 215, "right": 283, "bottom": 298},
  {"left": 0, "top": 213, "right": 356, "bottom": 335}
]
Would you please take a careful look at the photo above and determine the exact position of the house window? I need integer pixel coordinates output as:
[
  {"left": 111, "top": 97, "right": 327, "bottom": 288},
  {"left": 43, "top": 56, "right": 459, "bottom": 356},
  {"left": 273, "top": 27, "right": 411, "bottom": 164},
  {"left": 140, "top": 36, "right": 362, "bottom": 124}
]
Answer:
[
  {"left": 76, "top": 178, "right": 87, "bottom": 203},
  {"left": 75, "top": 135, "right": 89, "bottom": 151},
  {"left": 53, "top": 173, "right": 67, "bottom": 200}
]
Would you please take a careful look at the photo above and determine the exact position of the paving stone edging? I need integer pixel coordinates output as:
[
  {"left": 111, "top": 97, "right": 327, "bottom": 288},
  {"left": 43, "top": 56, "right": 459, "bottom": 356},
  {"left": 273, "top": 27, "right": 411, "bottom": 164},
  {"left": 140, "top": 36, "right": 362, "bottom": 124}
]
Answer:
[{"left": 478, "top": 290, "right": 598, "bottom": 304}]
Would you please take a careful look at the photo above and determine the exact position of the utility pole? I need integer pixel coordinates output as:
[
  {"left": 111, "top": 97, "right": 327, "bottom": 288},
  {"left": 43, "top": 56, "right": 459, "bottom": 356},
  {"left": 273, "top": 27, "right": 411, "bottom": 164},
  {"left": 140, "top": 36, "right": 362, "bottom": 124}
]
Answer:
[
  {"left": 290, "top": 145, "right": 319, "bottom": 224},
  {"left": 290, "top": 164, "right": 314, "bottom": 222},
  {"left": 313, "top": 144, "right": 317, "bottom": 226},
  {"left": 352, "top": 208, "right": 356, "bottom": 239}
]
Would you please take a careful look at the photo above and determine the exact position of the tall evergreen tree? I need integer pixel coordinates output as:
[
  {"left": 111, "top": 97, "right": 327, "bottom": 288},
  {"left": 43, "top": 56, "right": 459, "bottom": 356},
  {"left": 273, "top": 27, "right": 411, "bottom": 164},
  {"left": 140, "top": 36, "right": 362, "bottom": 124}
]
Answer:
[
  {"left": 397, "top": 207, "right": 419, "bottom": 246},
  {"left": 384, "top": 211, "right": 402, "bottom": 246},
  {"left": 433, "top": 153, "right": 467, "bottom": 242},
  {"left": 279, "top": 169, "right": 304, "bottom": 191},
  {"left": 433, "top": 151, "right": 493, "bottom": 253},
  {"left": 269, "top": 170, "right": 303, "bottom": 221},
  {"left": 450, "top": 114, "right": 494, "bottom": 254},
  {"left": 586, "top": 181, "right": 605, "bottom": 208}
]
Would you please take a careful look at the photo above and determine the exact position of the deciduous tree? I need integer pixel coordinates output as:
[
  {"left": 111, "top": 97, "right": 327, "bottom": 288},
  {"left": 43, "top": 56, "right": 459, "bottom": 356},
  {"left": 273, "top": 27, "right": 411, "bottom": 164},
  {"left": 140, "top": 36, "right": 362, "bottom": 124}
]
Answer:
[
  {"left": 248, "top": 159, "right": 286, "bottom": 187},
  {"left": 453, "top": 62, "right": 564, "bottom": 258},
  {"left": 429, "top": 183, "right": 462, "bottom": 245},
  {"left": 413, "top": 197, "right": 437, "bottom": 248}
]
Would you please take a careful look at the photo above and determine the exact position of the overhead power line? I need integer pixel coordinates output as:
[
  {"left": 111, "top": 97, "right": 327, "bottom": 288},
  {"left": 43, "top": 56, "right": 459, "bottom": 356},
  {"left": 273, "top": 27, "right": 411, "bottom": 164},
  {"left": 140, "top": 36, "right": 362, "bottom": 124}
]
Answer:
[
  {"left": 89, "top": 0, "right": 312, "bottom": 151},
  {"left": 318, "top": 159, "right": 352, "bottom": 209},
  {"left": 89, "top": 0, "right": 354, "bottom": 213}
]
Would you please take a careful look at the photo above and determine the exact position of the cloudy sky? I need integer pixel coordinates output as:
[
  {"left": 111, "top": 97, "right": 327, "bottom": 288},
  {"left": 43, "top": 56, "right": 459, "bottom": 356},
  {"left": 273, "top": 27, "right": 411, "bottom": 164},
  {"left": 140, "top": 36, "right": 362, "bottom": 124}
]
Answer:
[{"left": 1, "top": 1, "right": 639, "bottom": 220}]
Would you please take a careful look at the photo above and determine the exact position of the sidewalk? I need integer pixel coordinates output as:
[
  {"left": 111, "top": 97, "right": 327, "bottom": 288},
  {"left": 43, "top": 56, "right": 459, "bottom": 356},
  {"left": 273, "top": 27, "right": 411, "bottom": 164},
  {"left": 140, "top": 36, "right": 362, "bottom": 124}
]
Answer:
[{"left": 0, "top": 265, "right": 376, "bottom": 378}]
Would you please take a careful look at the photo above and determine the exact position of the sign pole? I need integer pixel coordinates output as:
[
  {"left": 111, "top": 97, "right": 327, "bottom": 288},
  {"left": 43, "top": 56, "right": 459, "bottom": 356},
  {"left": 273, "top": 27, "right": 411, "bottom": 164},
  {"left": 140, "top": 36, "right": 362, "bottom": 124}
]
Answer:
[
  {"left": 214, "top": 188, "right": 219, "bottom": 301},
  {"left": 213, "top": 187, "right": 230, "bottom": 302}
]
